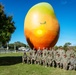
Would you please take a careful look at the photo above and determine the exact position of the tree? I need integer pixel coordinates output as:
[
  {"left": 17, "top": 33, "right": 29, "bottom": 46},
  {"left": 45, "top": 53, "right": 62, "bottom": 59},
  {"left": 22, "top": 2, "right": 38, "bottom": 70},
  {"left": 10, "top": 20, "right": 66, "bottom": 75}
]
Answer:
[
  {"left": 8, "top": 43, "right": 14, "bottom": 49},
  {"left": 64, "top": 42, "right": 71, "bottom": 47},
  {"left": 73, "top": 46, "right": 76, "bottom": 52},
  {"left": 54, "top": 46, "right": 58, "bottom": 50},
  {"left": 9, "top": 41, "right": 26, "bottom": 50},
  {"left": 14, "top": 41, "right": 26, "bottom": 47},
  {"left": 63, "top": 42, "right": 71, "bottom": 51},
  {"left": 0, "top": 3, "right": 16, "bottom": 47}
]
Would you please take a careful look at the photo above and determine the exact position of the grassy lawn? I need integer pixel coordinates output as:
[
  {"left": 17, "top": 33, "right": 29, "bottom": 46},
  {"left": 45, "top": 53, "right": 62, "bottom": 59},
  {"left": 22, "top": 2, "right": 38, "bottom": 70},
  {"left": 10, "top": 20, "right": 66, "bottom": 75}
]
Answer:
[
  {"left": 0, "top": 63, "right": 76, "bottom": 75},
  {"left": 0, "top": 52, "right": 23, "bottom": 57},
  {"left": 0, "top": 53, "right": 76, "bottom": 75}
]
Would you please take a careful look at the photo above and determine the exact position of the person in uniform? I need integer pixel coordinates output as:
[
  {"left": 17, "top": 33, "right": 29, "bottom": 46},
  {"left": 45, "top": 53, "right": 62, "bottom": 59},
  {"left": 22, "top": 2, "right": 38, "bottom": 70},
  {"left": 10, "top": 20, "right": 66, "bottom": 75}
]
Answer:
[
  {"left": 47, "top": 52, "right": 53, "bottom": 67},
  {"left": 52, "top": 47, "right": 57, "bottom": 67},
  {"left": 42, "top": 52, "right": 47, "bottom": 67},
  {"left": 36, "top": 51, "right": 42, "bottom": 65},
  {"left": 31, "top": 48, "right": 36, "bottom": 64},
  {"left": 61, "top": 54, "right": 69, "bottom": 70},
  {"left": 37, "top": 47, "right": 41, "bottom": 55},
  {"left": 42, "top": 47, "right": 48, "bottom": 57},
  {"left": 22, "top": 50, "right": 27, "bottom": 63},
  {"left": 66, "top": 47, "right": 75, "bottom": 60},
  {"left": 57, "top": 47, "right": 65, "bottom": 58},
  {"left": 55, "top": 53, "right": 61, "bottom": 68},
  {"left": 27, "top": 49, "right": 32, "bottom": 64},
  {"left": 69, "top": 54, "right": 76, "bottom": 70},
  {"left": 41, "top": 47, "right": 48, "bottom": 66}
]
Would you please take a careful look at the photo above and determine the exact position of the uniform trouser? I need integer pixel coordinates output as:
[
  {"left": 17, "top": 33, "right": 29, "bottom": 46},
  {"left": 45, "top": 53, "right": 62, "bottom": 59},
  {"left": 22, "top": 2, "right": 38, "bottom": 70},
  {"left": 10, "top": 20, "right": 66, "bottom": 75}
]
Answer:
[
  {"left": 52, "top": 60, "right": 56, "bottom": 67},
  {"left": 47, "top": 61, "right": 52, "bottom": 67},
  {"left": 31, "top": 59, "right": 36, "bottom": 64},
  {"left": 36, "top": 60, "right": 41, "bottom": 65},
  {"left": 56, "top": 62, "right": 60, "bottom": 68},
  {"left": 22, "top": 57, "right": 27, "bottom": 63},
  {"left": 63, "top": 63, "right": 68, "bottom": 70},
  {"left": 42, "top": 60, "right": 47, "bottom": 66},
  {"left": 69, "top": 65, "right": 74, "bottom": 70},
  {"left": 74, "top": 65, "right": 76, "bottom": 70},
  {"left": 69, "top": 64, "right": 76, "bottom": 70},
  {"left": 22, "top": 58, "right": 27, "bottom": 63},
  {"left": 60, "top": 63, "right": 63, "bottom": 69},
  {"left": 27, "top": 58, "right": 31, "bottom": 64},
  {"left": 40, "top": 60, "right": 43, "bottom": 65}
]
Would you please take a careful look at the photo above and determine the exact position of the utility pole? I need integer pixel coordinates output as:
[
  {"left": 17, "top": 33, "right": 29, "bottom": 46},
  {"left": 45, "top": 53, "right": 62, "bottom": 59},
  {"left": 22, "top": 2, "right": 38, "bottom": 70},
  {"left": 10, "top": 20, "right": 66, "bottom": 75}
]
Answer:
[
  {"left": 14, "top": 42, "right": 16, "bottom": 53},
  {"left": 7, "top": 42, "right": 9, "bottom": 53}
]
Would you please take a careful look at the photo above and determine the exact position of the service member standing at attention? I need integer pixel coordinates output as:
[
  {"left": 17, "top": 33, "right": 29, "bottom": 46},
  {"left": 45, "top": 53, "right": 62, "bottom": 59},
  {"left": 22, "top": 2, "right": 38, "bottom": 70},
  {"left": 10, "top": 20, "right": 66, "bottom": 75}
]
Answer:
[
  {"left": 55, "top": 53, "right": 61, "bottom": 68},
  {"left": 66, "top": 47, "right": 75, "bottom": 60},
  {"left": 22, "top": 50, "right": 27, "bottom": 63},
  {"left": 31, "top": 48, "right": 36, "bottom": 64},
  {"left": 47, "top": 51, "right": 53, "bottom": 67},
  {"left": 61, "top": 54, "right": 69, "bottom": 70},
  {"left": 69, "top": 54, "right": 76, "bottom": 70}
]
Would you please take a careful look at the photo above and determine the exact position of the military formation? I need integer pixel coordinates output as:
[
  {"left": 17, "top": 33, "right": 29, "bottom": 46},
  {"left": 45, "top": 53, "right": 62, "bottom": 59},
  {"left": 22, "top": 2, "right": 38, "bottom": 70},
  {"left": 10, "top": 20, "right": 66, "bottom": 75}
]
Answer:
[{"left": 22, "top": 47, "right": 76, "bottom": 70}]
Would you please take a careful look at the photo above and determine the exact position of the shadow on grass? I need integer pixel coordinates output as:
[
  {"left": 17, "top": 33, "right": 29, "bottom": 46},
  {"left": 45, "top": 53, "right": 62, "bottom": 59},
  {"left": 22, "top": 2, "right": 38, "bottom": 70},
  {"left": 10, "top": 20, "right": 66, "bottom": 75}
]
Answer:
[{"left": 0, "top": 56, "right": 22, "bottom": 66}]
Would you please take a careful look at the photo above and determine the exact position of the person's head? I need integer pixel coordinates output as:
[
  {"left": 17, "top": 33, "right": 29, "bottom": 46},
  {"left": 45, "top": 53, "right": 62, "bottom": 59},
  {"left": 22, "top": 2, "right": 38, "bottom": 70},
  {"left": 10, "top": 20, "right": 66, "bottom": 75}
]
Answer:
[
  {"left": 64, "top": 54, "right": 67, "bottom": 58},
  {"left": 33, "top": 47, "right": 35, "bottom": 50},
  {"left": 30, "top": 52, "right": 32, "bottom": 55},
  {"left": 61, "top": 47, "right": 63, "bottom": 50},
  {"left": 43, "top": 47, "right": 45, "bottom": 50},
  {"left": 57, "top": 53, "right": 60, "bottom": 56},
  {"left": 71, "top": 54, "right": 75, "bottom": 58},
  {"left": 44, "top": 53, "right": 46, "bottom": 55},
  {"left": 70, "top": 47, "right": 73, "bottom": 50},
  {"left": 46, "top": 47, "right": 48, "bottom": 50},
  {"left": 67, "top": 47, "right": 73, "bottom": 50},
  {"left": 59, "top": 47, "right": 62, "bottom": 50},
  {"left": 38, "top": 47, "right": 40, "bottom": 51},
  {"left": 50, "top": 47, "right": 52, "bottom": 50},
  {"left": 24, "top": 52, "right": 26, "bottom": 55},
  {"left": 49, "top": 54, "right": 51, "bottom": 56}
]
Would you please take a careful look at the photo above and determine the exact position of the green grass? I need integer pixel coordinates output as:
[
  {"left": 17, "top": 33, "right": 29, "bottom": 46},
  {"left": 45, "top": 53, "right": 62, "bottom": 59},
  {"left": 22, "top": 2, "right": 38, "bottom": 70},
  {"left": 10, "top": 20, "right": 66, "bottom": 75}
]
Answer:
[
  {"left": 0, "top": 53, "right": 76, "bottom": 75},
  {"left": 0, "top": 63, "right": 76, "bottom": 75},
  {"left": 0, "top": 52, "right": 23, "bottom": 57}
]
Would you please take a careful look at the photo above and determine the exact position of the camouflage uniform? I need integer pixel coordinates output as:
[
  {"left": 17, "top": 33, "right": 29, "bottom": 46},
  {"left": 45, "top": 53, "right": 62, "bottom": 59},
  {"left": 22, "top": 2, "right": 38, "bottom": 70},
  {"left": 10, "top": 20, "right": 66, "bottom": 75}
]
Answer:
[
  {"left": 52, "top": 48, "right": 57, "bottom": 67},
  {"left": 52, "top": 49, "right": 57, "bottom": 60},
  {"left": 47, "top": 48, "right": 53, "bottom": 66},
  {"left": 69, "top": 54, "right": 76, "bottom": 70},
  {"left": 61, "top": 54, "right": 69, "bottom": 70},
  {"left": 55, "top": 53, "right": 61, "bottom": 68},
  {"left": 27, "top": 50, "right": 33, "bottom": 64},
  {"left": 22, "top": 51, "right": 27, "bottom": 63},
  {"left": 36, "top": 53, "right": 42, "bottom": 65},
  {"left": 43, "top": 48, "right": 48, "bottom": 57},
  {"left": 66, "top": 48, "right": 75, "bottom": 60},
  {"left": 47, "top": 53, "right": 53, "bottom": 67},
  {"left": 74, "top": 58, "right": 76, "bottom": 70},
  {"left": 31, "top": 50, "right": 36, "bottom": 64},
  {"left": 57, "top": 48, "right": 65, "bottom": 58},
  {"left": 47, "top": 49, "right": 53, "bottom": 57},
  {"left": 41, "top": 52, "right": 47, "bottom": 66}
]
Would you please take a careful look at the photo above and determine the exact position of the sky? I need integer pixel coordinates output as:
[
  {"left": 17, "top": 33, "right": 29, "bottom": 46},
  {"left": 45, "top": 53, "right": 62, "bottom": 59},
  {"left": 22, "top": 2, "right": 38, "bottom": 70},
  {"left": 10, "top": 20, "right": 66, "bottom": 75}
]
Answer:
[{"left": 0, "top": 0, "right": 76, "bottom": 46}]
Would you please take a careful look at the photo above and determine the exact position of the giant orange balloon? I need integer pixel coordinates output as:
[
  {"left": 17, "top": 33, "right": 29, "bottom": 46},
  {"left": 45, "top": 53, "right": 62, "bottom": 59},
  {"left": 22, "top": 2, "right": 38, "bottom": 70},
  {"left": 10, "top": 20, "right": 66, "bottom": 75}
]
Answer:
[{"left": 24, "top": 2, "right": 60, "bottom": 50}]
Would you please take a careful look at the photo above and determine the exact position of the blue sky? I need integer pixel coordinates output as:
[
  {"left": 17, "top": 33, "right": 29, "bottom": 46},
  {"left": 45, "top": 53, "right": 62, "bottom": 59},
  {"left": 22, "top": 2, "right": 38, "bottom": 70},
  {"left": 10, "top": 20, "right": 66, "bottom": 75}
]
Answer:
[{"left": 0, "top": 0, "right": 76, "bottom": 46}]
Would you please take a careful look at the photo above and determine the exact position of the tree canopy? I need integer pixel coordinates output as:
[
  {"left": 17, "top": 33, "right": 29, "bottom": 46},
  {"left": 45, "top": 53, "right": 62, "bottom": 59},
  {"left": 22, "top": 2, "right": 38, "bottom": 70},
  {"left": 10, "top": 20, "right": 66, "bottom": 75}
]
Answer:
[
  {"left": 8, "top": 41, "right": 26, "bottom": 50},
  {"left": 0, "top": 3, "right": 16, "bottom": 46}
]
